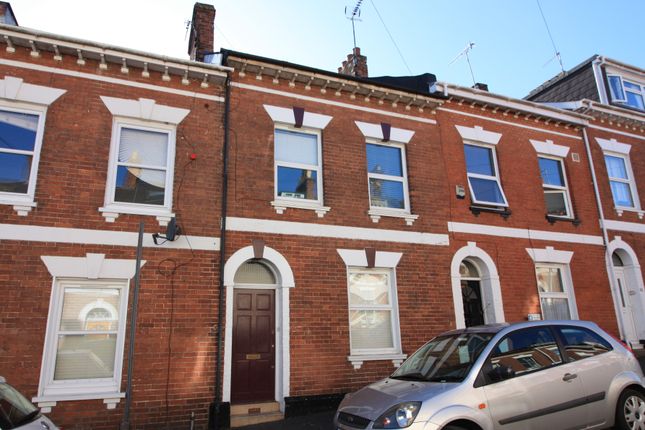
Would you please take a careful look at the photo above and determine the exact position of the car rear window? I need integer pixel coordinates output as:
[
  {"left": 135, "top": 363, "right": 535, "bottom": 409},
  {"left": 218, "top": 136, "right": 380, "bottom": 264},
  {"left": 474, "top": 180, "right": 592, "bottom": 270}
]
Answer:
[
  {"left": 0, "top": 382, "right": 40, "bottom": 430},
  {"left": 555, "top": 326, "right": 612, "bottom": 362}
]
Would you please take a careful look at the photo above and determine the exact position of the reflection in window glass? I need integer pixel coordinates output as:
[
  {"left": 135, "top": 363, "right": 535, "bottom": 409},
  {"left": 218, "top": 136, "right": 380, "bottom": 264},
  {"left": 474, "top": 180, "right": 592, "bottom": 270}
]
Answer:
[
  {"left": 489, "top": 327, "right": 562, "bottom": 379},
  {"left": 115, "top": 127, "right": 169, "bottom": 206},
  {"left": 366, "top": 143, "right": 408, "bottom": 210},
  {"left": 556, "top": 326, "right": 612, "bottom": 362},
  {"left": 605, "top": 155, "right": 635, "bottom": 208},
  {"left": 348, "top": 270, "right": 398, "bottom": 354},
  {"left": 0, "top": 110, "right": 39, "bottom": 195},
  {"left": 277, "top": 166, "right": 318, "bottom": 200},
  {"left": 274, "top": 129, "right": 321, "bottom": 202}
]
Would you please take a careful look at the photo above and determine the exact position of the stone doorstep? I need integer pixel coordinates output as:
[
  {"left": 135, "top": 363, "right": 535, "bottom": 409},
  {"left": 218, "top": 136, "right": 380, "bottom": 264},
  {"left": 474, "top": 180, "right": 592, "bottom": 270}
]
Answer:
[{"left": 230, "top": 402, "right": 283, "bottom": 428}]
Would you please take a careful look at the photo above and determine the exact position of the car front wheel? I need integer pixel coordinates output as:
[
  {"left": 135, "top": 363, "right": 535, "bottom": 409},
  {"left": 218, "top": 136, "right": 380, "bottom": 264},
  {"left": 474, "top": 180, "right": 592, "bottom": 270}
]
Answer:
[{"left": 616, "top": 388, "right": 645, "bottom": 430}]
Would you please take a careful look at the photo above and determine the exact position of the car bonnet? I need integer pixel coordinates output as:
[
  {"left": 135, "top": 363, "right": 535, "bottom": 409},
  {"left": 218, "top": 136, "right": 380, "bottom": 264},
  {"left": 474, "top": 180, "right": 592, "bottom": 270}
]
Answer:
[{"left": 338, "top": 378, "right": 458, "bottom": 421}]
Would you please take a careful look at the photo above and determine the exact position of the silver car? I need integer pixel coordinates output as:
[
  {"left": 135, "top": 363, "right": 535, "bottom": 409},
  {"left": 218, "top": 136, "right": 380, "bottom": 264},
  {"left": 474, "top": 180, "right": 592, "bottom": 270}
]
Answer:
[
  {"left": 0, "top": 376, "right": 59, "bottom": 430},
  {"left": 335, "top": 321, "right": 645, "bottom": 430}
]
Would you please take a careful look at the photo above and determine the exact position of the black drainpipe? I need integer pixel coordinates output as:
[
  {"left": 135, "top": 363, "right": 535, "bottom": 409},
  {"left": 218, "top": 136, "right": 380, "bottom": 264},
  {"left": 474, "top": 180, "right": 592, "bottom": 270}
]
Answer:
[{"left": 210, "top": 60, "right": 232, "bottom": 429}]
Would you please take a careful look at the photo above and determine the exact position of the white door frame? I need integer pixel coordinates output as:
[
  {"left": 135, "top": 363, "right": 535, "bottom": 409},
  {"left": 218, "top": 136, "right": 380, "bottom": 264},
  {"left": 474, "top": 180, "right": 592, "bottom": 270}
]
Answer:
[
  {"left": 222, "top": 246, "right": 295, "bottom": 410},
  {"left": 450, "top": 242, "right": 505, "bottom": 329},
  {"left": 608, "top": 237, "right": 645, "bottom": 345}
]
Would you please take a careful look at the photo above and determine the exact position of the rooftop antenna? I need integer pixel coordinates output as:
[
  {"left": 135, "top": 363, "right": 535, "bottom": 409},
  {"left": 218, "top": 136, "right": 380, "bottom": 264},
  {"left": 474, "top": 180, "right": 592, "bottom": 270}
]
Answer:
[
  {"left": 449, "top": 42, "right": 477, "bottom": 86},
  {"left": 536, "top": 0, "right": 565, "bottom": 74},
  {"left": 184, "top": 19, "right": 192, "bottom": 40},
  {"left": 345, "top": 0, "right": 363, "bottom": 50}
]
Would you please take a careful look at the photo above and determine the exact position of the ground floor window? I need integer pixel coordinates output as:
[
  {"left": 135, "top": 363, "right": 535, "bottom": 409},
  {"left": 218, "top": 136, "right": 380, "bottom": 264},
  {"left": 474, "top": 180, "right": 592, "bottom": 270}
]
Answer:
[
  {"left": 347, "top": 268, "right": 401, "bottom": 355},
  {"left": 40, "top": 279, "right": 128, "bottom": 397},
  {"left": 535, "top": 265, "right": 574, "bottom": 320}
]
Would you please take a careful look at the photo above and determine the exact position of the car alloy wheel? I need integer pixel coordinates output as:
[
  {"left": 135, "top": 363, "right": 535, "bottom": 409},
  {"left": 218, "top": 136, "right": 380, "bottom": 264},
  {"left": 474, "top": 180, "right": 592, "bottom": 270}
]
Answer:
[{"left": 621, "top": 390, "right": 645, "bottom": 430}]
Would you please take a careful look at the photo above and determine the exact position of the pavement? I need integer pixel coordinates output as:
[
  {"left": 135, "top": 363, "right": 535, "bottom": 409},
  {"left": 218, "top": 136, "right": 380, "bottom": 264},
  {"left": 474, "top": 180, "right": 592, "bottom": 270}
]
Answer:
[{"left": 237, "top": 349, "right": 645, "bottom": 430}]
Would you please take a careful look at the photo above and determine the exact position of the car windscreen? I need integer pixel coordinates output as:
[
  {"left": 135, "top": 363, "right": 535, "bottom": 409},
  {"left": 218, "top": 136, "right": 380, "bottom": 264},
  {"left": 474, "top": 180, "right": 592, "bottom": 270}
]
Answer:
[
  {"left": 0, "top": 382, "right": 40, "bottom": 429},
  {"left": 391, "top": 332, "right": 494, "bottom": 382}
]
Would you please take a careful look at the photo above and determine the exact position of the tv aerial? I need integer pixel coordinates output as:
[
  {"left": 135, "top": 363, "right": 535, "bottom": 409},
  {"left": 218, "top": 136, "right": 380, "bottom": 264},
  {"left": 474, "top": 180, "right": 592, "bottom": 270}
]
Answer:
[
  {"left": 449, "top": 42, "right": 477, "bottom": 86},
  {"left": 345, "top": 0, "right": 364, "bottom": 50}
]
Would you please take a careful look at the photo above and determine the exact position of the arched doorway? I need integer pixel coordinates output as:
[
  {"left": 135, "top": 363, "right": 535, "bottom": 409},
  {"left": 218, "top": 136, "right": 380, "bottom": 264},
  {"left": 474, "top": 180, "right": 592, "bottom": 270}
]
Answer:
[
  {"left": 459, "top": 260, "right": 485, "bottom": 327},
  {"left": 223, "top": 245, "right": 295, "bottom": 409},
  {"left": 231, "top": 261, "right": 277, "bottom": 403},
  {"left": 609, "top": 243, "right": 645, "bottom": 346},
  {"left": 450, "top": 242, "right": 505, "bottom": 329}
]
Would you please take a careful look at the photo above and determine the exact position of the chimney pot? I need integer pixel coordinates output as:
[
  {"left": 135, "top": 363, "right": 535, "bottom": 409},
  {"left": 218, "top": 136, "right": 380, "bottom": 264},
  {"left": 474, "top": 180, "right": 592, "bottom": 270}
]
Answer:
[{"left": 338, "top": 46, "right": 368, "bottom": 78}]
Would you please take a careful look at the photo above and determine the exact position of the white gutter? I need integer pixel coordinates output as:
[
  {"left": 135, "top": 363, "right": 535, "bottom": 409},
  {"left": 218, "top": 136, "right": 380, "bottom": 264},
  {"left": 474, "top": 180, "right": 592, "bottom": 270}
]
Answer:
[
  {"left": 592, "top": 56, "right": 609, "bottom": 104},
  {"left": 435, "top": 81, "right": 591, "bottom": 126}
]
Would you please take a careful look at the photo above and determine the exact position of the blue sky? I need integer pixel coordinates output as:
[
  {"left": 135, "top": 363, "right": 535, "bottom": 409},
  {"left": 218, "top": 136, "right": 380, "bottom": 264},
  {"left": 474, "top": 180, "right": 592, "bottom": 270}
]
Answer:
[{"left": 12, "top": 0, "right": 645, "bottom": 98}]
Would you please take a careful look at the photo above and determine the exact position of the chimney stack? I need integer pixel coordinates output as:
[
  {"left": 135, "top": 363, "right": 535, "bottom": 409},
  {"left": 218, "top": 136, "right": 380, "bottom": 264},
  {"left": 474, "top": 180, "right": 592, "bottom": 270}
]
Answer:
[
  {"left": 338, "top": 47, "right": 368, "bottom": 78},
  {"left": 188, "top": 3, "right": 215, "bottom": 62}
]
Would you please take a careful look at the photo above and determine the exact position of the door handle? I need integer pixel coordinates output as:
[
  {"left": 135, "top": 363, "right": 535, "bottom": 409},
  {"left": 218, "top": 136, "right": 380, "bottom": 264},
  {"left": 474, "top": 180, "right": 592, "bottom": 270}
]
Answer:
[{"left": 562, "top": 373, "right": 578, "bottom": 382}]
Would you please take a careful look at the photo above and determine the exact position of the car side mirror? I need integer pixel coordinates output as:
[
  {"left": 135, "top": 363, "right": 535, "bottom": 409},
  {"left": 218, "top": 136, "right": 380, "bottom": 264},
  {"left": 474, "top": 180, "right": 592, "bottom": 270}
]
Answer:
[{"left": 487, "top": 365, "right": 515, "bottom": 382}]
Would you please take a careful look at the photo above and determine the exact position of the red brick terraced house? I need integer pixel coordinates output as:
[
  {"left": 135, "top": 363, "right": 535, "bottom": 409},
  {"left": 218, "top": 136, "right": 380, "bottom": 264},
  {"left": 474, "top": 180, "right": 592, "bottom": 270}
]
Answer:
[
  {"left": 0, "top": 4, "right": 231, "bottom": 429},
  {"left": 527, "top": 55, "right": 645, "bottom": 350},
  {"left": 0, "top": 2, "right": 640, "bottom": 429}
]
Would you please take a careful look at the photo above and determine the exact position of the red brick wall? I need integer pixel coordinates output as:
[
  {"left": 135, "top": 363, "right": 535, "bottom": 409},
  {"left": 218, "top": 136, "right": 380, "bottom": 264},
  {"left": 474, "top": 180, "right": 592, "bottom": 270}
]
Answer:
[{"left": 0, "top": 47, "right": 225, "bottom": 429}]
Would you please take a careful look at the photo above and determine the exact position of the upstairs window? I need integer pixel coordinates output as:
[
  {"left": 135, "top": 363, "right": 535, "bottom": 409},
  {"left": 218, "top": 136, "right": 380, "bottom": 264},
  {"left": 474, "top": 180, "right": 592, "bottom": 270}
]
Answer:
[
  {"left": 0, "top": 109, "right": 41, "bottom": 196},
  {"left": 539, "top": 156, "right": 572, "bottom": 218},
  {"left": 608, "top": 75, "right": 645, "bottom": 111},
  {"left": 605, "top": 154, "right": 635, "bottom": 208},
  {"left": 0, "top": 77, "right": 65, "bottom": 216},
  {"left": 99, "top": 96, "right": 189, "bottom": 225},
  {"left": 274, "top": 128, "right": 322, "bottom": 204},
  {"left": 464, "top": 144, "right": 508, "bottom": 207},
  {"left": 366, "top": 142, "right": 409, "bottom": 211},
  {"left": 113, "top": 124, "right": 171, "bottom": 206}
]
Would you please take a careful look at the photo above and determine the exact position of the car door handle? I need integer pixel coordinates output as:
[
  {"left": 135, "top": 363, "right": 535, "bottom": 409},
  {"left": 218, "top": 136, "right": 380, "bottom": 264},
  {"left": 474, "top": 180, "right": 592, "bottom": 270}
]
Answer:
[{"left": 562, "top": 373, "right": 578, "bottom": 382}]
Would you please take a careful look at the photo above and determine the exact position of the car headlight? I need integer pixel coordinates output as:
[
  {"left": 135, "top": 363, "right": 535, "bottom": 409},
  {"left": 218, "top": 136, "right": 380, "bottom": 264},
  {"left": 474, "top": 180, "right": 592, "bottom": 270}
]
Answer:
[{"left": 373, "top": 402, "right": 421, "bottom": 429}]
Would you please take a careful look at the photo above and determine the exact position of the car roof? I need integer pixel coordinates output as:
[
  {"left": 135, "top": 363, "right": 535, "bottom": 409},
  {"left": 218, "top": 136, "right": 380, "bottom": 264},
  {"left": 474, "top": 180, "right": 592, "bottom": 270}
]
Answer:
[{"left": 441, "top": 320, "right": 600, "bottom": 337}]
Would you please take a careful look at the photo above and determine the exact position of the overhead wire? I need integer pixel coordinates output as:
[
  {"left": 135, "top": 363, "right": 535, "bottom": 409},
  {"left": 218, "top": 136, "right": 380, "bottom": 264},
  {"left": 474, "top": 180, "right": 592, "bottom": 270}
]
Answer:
[
  {"left": 368, "top": 0, "right": 413, "bottom": 75},
  {"left": 536, "top": 0, "right": 565, "bottom": 73}
]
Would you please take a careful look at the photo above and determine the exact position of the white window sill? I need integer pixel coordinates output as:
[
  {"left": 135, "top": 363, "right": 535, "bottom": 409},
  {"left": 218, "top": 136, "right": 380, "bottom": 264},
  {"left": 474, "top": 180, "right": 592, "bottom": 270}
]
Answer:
[
  {"left": 271, "top": 200, "right": 330, "bottom": 218},
  {"left": 99, "top": 205, "right": 175, "bottom": 226},
  {"left": 614, "top": 206, "right": 644, "bottom": 219},
  {"left": 348, "top": 353, "right": 407, "bottom": 370},
  {"left": 368, "top": 208, "right": 418, "bottom": 226},
  {"left": 0, "top": 197, "right": 37, "bottom": 216},
  {"left": 32, "top": 392, "right": 125, "bottom": 413}
]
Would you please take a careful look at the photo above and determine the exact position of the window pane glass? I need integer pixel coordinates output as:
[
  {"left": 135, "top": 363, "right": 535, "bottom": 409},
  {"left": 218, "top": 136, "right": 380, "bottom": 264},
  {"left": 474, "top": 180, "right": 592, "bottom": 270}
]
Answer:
[
  {"left": 469, "top": 177, "right": 505, "bottom": 204},
  {"left": 490, "top": 327, "right": 562, "bottom": 378},
  {"left": 349, "top": 310, "right": 393, "bottom": 350},
  {"left": 54, "top": 334, "right": 116, "bottom": 380},
  {"left": 625, "top": 91, "right": 645, "bottom": 110},
  {"left": 459, "top": 260, "right": 479, "bottom": 278},
  {"left": 539, "top": 158, "right": 564, "bottom": 186},
  {"left": 464, "top": 145, "right": 494, "bottom": 176},
  {"left": 624, "top": 81, "right": 640, "bottom": 91},
  {"left": 610, "top": 180, "right": 634, "bottom": 207},
  {"left": 608, "top": 76, "right": 625, "bottom": 101},
  {"left": 544, "top": 191, "right": 567, "bottom": 216},
  {"left": 557, "top": 326, "right": 612, "bottom": 361},
  {"left": 541, "top": 298, "right": 571, "bottom": 320},
  {"left": 604, "top": 155, "right": 628, "bottom": 179},
  {"left": 349, "top": 273, "right": 389, "bottom": 305},
  {"left": 0, "top": 110, "right": 39, "bottom": 151},
  {"left": 115, "top": 165, "right": 165, "bottom": 205},
  {"left": 366, "top": 144, "right": 402, "bottom": 176},
  {"left": 536, "top": 267, "right": 564, "bottom": 293},
  {"left": 59, "top": 287, "right": 120, "bottom": 331},
  {"left": 369, "top": 178, "right": 405, "bottom": 209},
  {"left": 118, "top": 128, "right": 168, "bottom": 169},
  {"left": 0, "top": 152, "right": 31, "bottom": 193},
  {"left": 234, "top": 261, "right": 276, "bottom": 284},
  {"left": 275, "top": 129, "right": 318, "bottom": 165},
  {"left": 277, "top": 166, "right": 317, "bottom": 200}
]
